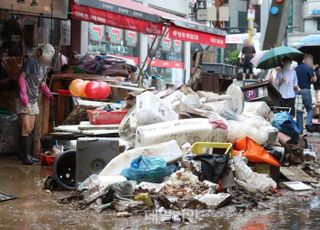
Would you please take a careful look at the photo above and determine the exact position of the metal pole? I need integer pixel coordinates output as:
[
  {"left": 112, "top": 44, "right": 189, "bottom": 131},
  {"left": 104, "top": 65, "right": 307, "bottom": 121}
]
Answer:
[{"left": 248, "top": 1, "right": 255, "bottom": 45}]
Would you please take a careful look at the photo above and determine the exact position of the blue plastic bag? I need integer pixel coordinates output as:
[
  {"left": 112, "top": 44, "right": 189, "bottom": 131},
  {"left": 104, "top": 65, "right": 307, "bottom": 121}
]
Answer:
[
  {"left": 121, "top": 156, "right": 168, "bottom": 183},
  {"left": 272, "top": 112, "right": 300, "bottom": 143}
]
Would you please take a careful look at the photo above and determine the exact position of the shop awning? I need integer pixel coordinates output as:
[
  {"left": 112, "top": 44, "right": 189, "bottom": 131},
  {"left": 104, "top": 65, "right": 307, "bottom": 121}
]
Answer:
[{"left": 72, "top": 0, "right": 226, "bottom": 48}]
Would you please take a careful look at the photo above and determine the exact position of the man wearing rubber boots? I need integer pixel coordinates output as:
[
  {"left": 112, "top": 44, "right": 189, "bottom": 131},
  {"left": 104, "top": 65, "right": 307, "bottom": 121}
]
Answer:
[{"left": 17, "top": 43, "right": 55, "bottom": 165}]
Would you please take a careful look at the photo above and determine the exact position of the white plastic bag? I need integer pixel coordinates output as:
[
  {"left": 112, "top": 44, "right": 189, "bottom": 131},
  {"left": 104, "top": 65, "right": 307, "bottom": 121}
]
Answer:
[
  {"left": 227, "top": 115, "right": 277, "bottom": 145},
  {"left": 233, "top": 156, "right": 277, "bottom": 193}
]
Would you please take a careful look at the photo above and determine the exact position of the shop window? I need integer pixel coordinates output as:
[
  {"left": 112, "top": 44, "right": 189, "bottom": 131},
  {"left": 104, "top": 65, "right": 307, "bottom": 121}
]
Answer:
[
  {"left": 88, "top": 23, "right": 140, "bottom": 64},
  {"left": 147, "top": 35, "right": 185, "bottom": 84}
]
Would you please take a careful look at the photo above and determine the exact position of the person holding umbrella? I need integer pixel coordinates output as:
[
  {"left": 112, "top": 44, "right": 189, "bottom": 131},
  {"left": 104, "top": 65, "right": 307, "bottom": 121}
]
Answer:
[
  {"left": 295, "top": 54, "right": 317, "bottom": 131},
  {"left": 275, "top": 57, "right": 299, "bottom": 117}
]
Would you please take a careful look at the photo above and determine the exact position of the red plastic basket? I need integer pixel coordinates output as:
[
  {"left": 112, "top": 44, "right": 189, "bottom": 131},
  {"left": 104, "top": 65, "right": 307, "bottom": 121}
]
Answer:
[
  {"left": 40, "top": 154, "right": 56, "bottom": 166},
  {"left": 87, "top": 110, "right": 128, "bottom": 125}
]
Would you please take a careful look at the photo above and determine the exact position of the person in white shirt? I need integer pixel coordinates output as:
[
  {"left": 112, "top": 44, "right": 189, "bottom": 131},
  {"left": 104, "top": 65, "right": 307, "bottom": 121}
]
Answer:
[{"left": 275, "top": 57, "right": 300, "bottom": 117}]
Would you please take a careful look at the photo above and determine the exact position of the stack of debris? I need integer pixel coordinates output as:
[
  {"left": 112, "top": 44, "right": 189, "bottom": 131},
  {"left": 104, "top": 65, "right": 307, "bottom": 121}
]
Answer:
[{"left": 55, "top": 81, "right": 320, "bottom": 217}]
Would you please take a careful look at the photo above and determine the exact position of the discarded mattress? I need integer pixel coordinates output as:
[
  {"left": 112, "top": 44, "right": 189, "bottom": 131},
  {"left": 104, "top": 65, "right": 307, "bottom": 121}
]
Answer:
[
  {"left": 135, "top": 118, "right": 228, "bottom": 147},
  {"left": 99, "top": 140, "right": 182, "bottom": 176}
]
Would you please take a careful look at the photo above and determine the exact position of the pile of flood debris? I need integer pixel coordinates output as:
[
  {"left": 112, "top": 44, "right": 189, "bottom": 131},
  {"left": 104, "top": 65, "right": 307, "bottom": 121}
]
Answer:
[{"left": 56, "top": 82, "right": 320, "bottom": 217}]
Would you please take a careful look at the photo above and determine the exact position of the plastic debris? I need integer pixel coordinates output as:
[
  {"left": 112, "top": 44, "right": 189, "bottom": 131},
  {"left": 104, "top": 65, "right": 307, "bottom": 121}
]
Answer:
[
  {"left": 100, "top": 140, "right": 182, "bottom": 177},
  {"left": 160, "top": 168, "right": 218, "bottom": 198},
  {"left": 133, "top": 193, "right": 153, "bottom": 207},
  {"left": 121, "top": 156, "right": 168, "bottom": 183}
]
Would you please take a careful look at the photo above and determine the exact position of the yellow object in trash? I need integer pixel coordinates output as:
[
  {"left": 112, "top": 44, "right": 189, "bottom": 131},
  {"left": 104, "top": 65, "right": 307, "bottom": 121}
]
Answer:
[
  {"left": 133, "top": 193, "right": 153, "bottom": 207},
  {"left": 191, "top": 142, "right": 232, "bottom": 156}
]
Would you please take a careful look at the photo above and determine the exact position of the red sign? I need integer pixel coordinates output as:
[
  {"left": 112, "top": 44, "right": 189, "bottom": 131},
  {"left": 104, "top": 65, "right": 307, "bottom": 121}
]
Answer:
[
  {"left": 168, "top": 24, "right": 226, "bottom": 48},
  {"left": 92, "top": 25, "right": 103, "bottom": 38},
  {"left": 150, "top": 59, "right": 184, "bottom": 69}
]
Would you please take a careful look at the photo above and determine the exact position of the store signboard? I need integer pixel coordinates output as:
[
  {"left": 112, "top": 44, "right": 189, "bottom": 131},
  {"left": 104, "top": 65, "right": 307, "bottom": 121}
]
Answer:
[
  {"left": 0, "top": 0, "right": 68, "bottom": 19},
  {"left": 169, "top": 24, "right": 226, "bottom": 48}
]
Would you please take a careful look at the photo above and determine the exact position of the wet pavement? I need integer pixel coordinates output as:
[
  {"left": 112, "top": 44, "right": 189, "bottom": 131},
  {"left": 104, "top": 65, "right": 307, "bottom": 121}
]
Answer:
[{"left": 1, "top": 155, "right": 320, "bottom": 230}]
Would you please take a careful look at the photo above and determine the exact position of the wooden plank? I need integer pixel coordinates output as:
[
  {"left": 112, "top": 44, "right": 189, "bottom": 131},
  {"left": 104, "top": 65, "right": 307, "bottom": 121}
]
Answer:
[
  {"left": 280, "top": 166, "right": 317, "bottom": 183},
  {"left": 41, "top": 98, "right": 50, "bottom": 135},
  {"left": 78, "top": 122, "right": 119, "bottom": 130},
  {"left": 76, "top": 99, "right": 113, "bottom": 108},
  {"left": 53, "top": 125, "right": 119, "bottom": 135},
  {"left": 54, "top": 125, "right": 81, "bottom": 133},
  {"left": 81, "top": 130, "right": 119, "bottom": 135},
  {"left": 33, "top": 95, "right": 50, "bottom": 156}
]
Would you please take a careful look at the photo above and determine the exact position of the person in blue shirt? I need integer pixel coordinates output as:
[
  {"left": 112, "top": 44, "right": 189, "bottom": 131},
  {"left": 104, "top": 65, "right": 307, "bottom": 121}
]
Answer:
[
  {"left": 275, "top": 57, "right": 299, "bottom": 117},
  {"left": 295, "top": 54, "right": 317, "bottom": 131}
]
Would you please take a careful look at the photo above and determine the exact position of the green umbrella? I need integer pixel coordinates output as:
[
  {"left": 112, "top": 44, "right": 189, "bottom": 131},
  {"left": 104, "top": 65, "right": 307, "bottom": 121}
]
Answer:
[{"left": 256, "top": 46, "right": 303, "bottom": 69}]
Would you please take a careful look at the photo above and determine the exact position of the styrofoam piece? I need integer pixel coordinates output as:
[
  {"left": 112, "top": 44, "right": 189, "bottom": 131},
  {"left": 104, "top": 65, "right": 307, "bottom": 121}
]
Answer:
[
  {"left": 242, "top": 101, "right": 274, "bottom": 122},
  {"left": 283, "top": 181, "right": 312, "bottom": 191},
  {"left": 136, "top": 91, "right": 178, "bottom": 126},
  {"left": 135, "top": 118, "right": 228, "bottom": 147},
  {"left": 99, "top": 140, "right": 183, "bottom": 176},
  {"left": 226, "top": 83, "right": 244, "bottom": 114}
]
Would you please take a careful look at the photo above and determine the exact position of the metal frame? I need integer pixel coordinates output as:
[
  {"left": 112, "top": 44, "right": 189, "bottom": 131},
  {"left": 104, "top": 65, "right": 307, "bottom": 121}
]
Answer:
[{"left": 136, "top": 24, "right": 170, "bottom": 87}]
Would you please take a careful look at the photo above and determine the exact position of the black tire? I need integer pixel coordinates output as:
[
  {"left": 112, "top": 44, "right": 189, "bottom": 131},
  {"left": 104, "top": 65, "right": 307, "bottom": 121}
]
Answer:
[{"left": 53, "top": 150, "right": 76, "bottom": 191}]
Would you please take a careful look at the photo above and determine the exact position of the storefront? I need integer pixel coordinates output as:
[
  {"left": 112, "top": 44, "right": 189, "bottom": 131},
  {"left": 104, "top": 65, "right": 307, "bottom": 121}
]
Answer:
[
  {"left": 85, "top": 22, "right": 185, "bottom": 84},
  {"left": 72, "top": 0, "right": 226, "bottom": 85}
]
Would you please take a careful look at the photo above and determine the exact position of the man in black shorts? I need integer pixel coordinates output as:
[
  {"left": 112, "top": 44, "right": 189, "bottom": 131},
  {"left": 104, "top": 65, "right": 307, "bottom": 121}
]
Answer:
[{"left": 240, "top": 39, "right": 256, "bottom": 80}]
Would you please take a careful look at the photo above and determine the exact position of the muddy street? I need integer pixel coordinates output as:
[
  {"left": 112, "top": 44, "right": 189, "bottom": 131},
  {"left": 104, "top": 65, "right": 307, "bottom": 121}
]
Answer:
[{"left": 0, "top": 156, "right": 319, "bottom": 230}]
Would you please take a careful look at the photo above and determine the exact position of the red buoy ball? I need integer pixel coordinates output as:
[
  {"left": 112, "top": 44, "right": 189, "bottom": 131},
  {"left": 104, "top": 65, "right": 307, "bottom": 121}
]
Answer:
[{"left": 85, "top": 81, "right": 101, "bottom": 99}]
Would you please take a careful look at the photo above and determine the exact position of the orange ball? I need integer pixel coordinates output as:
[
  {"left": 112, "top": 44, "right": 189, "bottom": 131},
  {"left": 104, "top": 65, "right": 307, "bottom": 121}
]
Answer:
[
  {"left": 80, "top": 80, "right": 90, "bottom": 98},
  {"left": 69, "top": 79, "right": 83, "bottom": 97}
]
